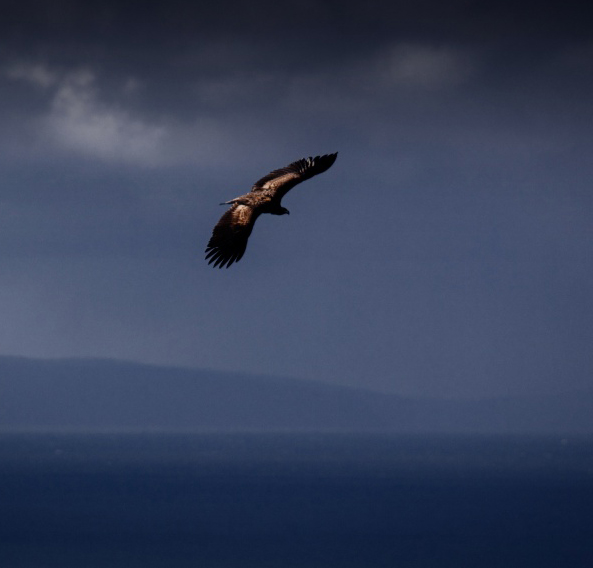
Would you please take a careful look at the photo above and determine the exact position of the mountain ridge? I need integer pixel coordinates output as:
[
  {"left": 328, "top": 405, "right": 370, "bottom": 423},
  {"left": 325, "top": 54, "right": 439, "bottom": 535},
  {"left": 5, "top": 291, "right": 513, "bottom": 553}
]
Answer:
[{"left": 1, "top": 356, "right": 592, "bottom": 433}]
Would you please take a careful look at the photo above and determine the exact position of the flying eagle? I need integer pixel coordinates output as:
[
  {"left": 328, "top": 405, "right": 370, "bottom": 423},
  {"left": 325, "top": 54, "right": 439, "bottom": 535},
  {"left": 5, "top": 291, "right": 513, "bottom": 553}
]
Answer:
[{"left": 205, "top": 153, "right": 338, "bottom": 268}]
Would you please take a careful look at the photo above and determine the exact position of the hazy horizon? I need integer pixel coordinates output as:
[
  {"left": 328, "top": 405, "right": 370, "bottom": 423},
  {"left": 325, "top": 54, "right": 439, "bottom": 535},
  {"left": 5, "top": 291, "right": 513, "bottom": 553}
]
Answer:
[{"left": 2, "top": 355, "right": 593, "bottom": 434}]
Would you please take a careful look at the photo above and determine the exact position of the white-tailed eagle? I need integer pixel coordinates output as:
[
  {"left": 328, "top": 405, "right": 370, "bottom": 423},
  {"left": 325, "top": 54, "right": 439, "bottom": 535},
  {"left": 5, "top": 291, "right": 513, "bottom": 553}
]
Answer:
[{"left": 205, "top": 153, "right": 338, "bottom": 268}]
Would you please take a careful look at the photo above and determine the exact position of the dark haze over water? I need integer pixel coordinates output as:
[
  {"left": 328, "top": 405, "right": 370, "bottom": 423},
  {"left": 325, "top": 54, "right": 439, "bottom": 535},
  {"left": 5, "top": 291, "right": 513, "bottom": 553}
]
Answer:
[{"left": 1, "top": 433, "right": 592, "bottom": 567}]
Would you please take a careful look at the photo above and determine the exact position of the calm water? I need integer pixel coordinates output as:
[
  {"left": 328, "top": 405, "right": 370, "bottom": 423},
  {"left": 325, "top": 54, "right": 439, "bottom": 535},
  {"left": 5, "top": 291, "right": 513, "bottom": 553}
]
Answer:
[{"left": 1, "top": 433, "right": 592, "bottom": 567}]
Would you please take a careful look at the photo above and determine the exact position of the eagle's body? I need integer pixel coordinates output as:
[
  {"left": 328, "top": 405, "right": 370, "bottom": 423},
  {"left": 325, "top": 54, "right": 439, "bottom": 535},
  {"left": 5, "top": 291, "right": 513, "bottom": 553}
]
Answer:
[{"left": 205, "top": 153, "right": 338, "bottom": 268}]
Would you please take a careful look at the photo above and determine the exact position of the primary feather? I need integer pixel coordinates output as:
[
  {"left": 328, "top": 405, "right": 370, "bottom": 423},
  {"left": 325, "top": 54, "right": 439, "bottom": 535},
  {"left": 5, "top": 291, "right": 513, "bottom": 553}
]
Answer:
[{"left": 205, "top": 153, "right": 338, "bottom": 268}]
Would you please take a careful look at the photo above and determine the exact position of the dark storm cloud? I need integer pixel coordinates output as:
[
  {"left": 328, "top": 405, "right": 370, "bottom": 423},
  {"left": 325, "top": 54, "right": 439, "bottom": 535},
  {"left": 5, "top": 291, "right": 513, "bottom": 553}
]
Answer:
[
  {"left": 4, "top": 0, "right": 592, "bottom": 106},
  {"left": 0, "top": 0, "right": 592, "bottom": 399},
  {"left": 5, "top": 0, "right": 592, "bottom": 42}
]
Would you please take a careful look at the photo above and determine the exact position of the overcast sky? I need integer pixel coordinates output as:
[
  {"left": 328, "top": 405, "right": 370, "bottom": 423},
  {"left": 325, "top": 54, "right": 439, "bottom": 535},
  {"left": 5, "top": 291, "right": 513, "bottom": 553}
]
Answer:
[{"left": 0, "top": 0, "right": 591, "bottom": 398}]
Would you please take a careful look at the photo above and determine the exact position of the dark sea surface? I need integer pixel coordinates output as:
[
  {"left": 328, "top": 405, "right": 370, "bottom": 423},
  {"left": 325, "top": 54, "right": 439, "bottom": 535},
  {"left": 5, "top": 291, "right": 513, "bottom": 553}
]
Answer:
[{"left": 1, "top": 433, "right": 592, "bottom": 567}]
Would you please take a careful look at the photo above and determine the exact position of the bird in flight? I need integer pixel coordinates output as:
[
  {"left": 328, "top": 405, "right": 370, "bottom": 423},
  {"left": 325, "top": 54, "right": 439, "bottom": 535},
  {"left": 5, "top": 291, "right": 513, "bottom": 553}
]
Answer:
[{"left": 205, "top": 153, "right": 338, "bottom": 268}]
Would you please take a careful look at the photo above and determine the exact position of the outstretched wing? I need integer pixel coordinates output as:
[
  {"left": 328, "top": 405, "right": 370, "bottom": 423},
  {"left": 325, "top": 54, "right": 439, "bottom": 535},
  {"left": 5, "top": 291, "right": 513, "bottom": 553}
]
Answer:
[
  {"left": 251, "top": 153, "right": 338, "bottom": 200},
  {"left": 205, "top": 204, "right": 258, "bottom": 268}
]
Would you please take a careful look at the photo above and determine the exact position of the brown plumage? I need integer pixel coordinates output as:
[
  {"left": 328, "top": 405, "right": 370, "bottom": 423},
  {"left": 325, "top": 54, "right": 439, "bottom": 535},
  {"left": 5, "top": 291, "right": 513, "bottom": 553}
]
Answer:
[{"left": 205, "top": 153, "right": 338, "bottom": 268}]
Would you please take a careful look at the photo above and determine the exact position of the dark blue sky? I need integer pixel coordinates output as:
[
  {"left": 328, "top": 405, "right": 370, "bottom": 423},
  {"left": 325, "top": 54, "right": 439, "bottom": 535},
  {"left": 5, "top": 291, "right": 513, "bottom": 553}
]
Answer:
[{"left": 0, "top": 0, "right": 591, "bottom": 398}]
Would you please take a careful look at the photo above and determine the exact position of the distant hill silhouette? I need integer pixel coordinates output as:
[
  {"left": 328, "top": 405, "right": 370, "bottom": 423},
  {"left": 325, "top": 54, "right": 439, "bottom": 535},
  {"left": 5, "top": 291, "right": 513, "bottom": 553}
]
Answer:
[{"left": 1, "top": 356, "right": 592, "bottom": 433}]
